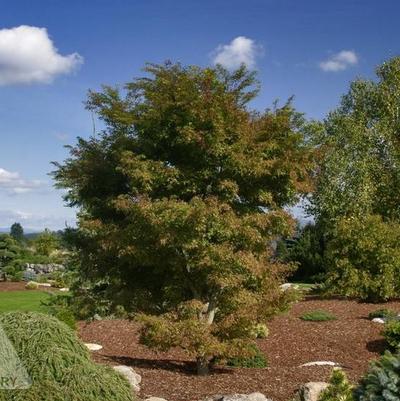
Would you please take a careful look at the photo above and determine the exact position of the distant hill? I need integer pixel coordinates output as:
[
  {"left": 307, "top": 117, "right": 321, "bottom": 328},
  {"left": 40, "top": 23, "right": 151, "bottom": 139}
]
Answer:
[{"left": 0, "top": 228, "right": 50, "bottom": 238}]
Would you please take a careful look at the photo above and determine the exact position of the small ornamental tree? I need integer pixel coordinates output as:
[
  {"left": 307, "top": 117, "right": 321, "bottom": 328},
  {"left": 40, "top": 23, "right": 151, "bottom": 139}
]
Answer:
[
  {"left": 319, "top": 368, "right": 354, "bottom": 401},
  {"left": 53, "top": 62, "right": 313, "bottom": 374},
  {"left": 34, "top": 229, "right": 59, "bottom": 257}
]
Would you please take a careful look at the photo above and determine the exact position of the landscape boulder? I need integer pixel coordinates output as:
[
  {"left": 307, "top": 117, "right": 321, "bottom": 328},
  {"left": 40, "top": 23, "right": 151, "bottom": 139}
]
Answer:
[
  {"left": 113, "top": 365, "right": 142, "bottom": 392},
  {"left": 202, "top": 393, "right": 271, "bottom": 401},
  {"left": 299, "top": 382, "right": 329, "bottom": 401}
]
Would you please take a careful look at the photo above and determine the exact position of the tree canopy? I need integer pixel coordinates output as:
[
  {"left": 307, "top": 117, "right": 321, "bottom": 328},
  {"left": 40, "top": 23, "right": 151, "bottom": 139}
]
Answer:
[
  {"left": 311, "top": 57, "right": 400, "bottom": 226},
  {"left": 54, "top": 62, "right": 313, "bottom": 374}
]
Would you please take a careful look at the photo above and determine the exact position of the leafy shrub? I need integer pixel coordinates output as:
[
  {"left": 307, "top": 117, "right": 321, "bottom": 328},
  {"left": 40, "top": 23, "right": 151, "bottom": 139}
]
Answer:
[
  {"left": 226, "top": 343, "right": 268, "bottom": 368},
  {"left": 300, "top": 310, "right": 337, "bottom": 321},
  {"left": 368, "top": 309, "right": 398, "bottom": 321},
  {"left": 319, "top": 368, "right": 354, "bottom": 401},
  {"left": 250, "top": 323, "right": 269, "bottom": 339},
  {"left": 40, "top": 293, "right": 77, "bottom": 329},
  {"left": 3, "top": 264, "right": 24, "bottom": 282},
  {"left": 52, "top": 308, "right": 77, "bottom": 330},
  {"left": 383, "top": 320, "right": 400, "bottom": 350},
  {"left": 355, "top": 351, "right": 400, "bottom": 401},
  {"left": 25, "top": 281, "right": 39, "bottom": 290},
  {"left": 36, "top": 274, "right": 50, "bottom": 283},
  {"left": 0, "top": 312, "right": 134, "bottom": 401},
  {"left": 324, "top": 215, "right": 400, "bottom": 302}
]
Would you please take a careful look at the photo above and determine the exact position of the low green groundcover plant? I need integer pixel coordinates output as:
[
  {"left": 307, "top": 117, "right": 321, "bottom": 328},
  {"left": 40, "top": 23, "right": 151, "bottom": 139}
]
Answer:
[
  {"left": 383, "top": 320, "right": 400, "bottom": 350},
  {"left": 355, "top": 351, "right": 400, "bottom": 401},
  {"left": 225, "top": 343, "right": 268, "bottom": 368},
  {"left": 300, "top": 310, "right": 337, "bottom": 322},
  {"left": 0, "top": 312, "right": 134, "bottom": 401},
  {"left": 368, "top": 309, "right": 398, "bottom": 321}
]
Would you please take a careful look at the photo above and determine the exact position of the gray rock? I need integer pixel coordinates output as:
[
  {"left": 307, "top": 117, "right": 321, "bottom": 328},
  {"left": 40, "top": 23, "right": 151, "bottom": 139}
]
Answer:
[
  {"left": 113, "top": 365, "right": 141, "bottom": 392},
  {"left": 24, "top": 263, "right": 65, "bottom": 275},
  {"left": 202, "top": 393, "right": 271, "bottom": 401},
  {"left": 299, "top": 382, "right": 329, "bottom": 401}
]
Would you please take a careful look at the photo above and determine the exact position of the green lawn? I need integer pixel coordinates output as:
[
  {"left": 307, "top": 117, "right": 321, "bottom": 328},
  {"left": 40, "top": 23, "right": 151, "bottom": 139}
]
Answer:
[{"left": 0, "top": 290, "right": 51, "bottom": 314}]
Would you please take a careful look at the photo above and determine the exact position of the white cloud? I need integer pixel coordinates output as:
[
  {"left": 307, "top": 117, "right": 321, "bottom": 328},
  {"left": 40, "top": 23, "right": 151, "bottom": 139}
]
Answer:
[
  {"left": 0, "top": 25, "right": 83, "bottom": 85},
  {"left": 319, "top": 50, "right": 358, "bottom": 72},
  {"left": 212, "top": 36, "right": 263, "bottom": 69},
  {"left": 0, "top": 168, "right": 43, "bottom": 195}
]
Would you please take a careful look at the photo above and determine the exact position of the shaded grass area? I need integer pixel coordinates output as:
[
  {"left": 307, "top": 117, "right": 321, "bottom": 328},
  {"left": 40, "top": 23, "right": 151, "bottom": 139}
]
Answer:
[{"left": 0, "top": 290, "right": 51, "bottom": 314}]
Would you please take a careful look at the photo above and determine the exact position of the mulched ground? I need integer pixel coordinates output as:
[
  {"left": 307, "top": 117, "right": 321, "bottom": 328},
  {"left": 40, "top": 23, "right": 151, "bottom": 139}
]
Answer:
[
  {"left": 79, "top": 297, "right": 400, "bottom": 401},
  {"left": 0, "top": 281, "right": 27, "bottom": 291},
  {"left": 0, "top": 281, "right": 55, "bottom": 292}
]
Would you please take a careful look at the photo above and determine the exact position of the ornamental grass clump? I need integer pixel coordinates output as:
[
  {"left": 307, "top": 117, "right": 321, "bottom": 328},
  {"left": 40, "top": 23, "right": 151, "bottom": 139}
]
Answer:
[{"left": 0, "top": 312, "right": 134, "bottom": 401}]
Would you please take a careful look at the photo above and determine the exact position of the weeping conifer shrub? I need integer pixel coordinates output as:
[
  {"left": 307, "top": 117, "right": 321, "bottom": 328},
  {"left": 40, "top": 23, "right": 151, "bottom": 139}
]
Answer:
[
  {"left": 355, "top": 351, "right": 400, "bottom": 401},
  {"left": 0, "top": 312, "right": 134, "bottom": 401}
]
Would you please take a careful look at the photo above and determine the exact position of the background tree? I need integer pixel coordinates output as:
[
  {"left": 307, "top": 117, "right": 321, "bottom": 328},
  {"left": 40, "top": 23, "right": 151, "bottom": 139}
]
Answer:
[
  {"left": 311, "top": 57, "right": 400, "bottom": 227},
  {"left": 277, "top": 222, "right": 326, "bottom": 283},
  {"left": 309, "top": 57, "right": 400, "bottom": 300},
  {"left": 0, "top": 234, "right": 28, "bottom": 281},
  {"left": 0, "top": 234, "right": 21, "bottom": 268},
  {"left": 10, "top": 222, "right": 24, "bottom": 242},
  {"left": 54, "top": 62, "right": 313, "bottom": 374}
]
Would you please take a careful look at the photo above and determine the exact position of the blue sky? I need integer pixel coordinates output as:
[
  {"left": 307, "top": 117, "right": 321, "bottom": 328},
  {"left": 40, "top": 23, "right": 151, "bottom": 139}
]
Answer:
[{"left": 0, "top": 0, "right": 399, "bottom": 231}]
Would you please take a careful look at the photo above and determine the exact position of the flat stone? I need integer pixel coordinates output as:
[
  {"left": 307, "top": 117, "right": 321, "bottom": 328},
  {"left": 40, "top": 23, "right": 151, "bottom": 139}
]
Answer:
[
  {"left": 37, "top": 283, "right": 52, "bottom": 287},
  {"left": 113, "top": 365, "right": 141, "bottom": 392},
  {"left": 145, "top": 398, "right": 169, "bottom": 401},
  {"left": 280, "top": 283, "right": 299, "bottom": 291},
  {"left": 202, "top": 393, "right": 271, "bottom": 401},
  {"left": 299, "top": 382, "right": 329, "bottom": 401},
  {"left": 300, "top": 361, "right": 340, "bottom": 367},
  {"left": 84, "top": 343, "right": 103, "bottom": 351},
  {"left": 59, "top": 287, "right": 69, "bottom": 292}
]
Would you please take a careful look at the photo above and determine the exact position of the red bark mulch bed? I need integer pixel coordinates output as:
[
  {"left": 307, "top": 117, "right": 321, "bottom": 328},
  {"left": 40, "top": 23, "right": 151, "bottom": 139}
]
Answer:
[
  {"left": 79, "top": 297, "right": 400, "bottom": 401},
  {"left": 0, "top": 281, "right": 56, "bottom": 292},
  {"left": 0, "top": 281, "right": 27, "bottom": 291}
]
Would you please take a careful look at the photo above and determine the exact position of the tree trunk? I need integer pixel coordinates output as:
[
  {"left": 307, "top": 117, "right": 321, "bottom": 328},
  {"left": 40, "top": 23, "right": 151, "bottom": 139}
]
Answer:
[{"left": 196, "top": 356, "right": 209, "bottom": 376}]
